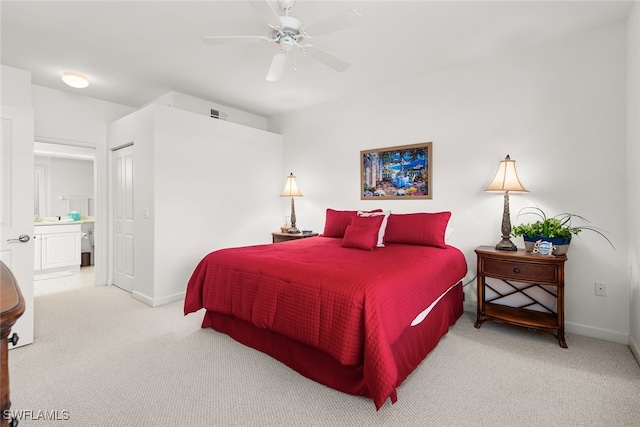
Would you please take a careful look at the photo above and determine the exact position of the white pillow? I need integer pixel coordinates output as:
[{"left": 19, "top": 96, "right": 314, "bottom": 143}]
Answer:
[
  {"left": 445, "top": 226, "right": 454, "bottom": 243},
  {"left": 357, "top": 210, "right": 391, "bottom": 247}
]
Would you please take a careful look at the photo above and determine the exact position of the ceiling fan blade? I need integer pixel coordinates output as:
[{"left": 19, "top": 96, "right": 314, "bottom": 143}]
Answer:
[
  {"left": 266, "top": 52, "right": 288, "bottom": 81},
  {"left": 303, "top": 9, "right": 362, "bottom": 38},
  {"left": 302, "top": 45, "right": 350, "bottom": 72},
  {"left": 202, "top": 35, "right": 268, "bottom": 45},
  {"left": 248, "top": 0, "right": 281, "bottom": 27}
]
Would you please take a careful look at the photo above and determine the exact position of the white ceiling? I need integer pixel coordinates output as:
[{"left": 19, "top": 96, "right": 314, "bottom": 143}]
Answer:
[{"left": 1, "top": 0, "right": 633, "bottom": 118}]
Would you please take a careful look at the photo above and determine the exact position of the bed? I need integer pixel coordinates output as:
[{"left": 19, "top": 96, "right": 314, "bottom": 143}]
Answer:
[{"left": 184, "top": 210, "right": 467, "bottom": 409}]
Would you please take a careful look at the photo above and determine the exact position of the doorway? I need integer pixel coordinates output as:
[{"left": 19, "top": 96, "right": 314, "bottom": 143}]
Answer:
[{"left": 33, "top": 141, "right": 98, "bottom": 295}]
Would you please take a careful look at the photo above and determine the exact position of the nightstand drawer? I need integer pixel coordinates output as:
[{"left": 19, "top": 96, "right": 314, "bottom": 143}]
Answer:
[{"left": 482, "top": 258, "right": 559, "bottom": 284}]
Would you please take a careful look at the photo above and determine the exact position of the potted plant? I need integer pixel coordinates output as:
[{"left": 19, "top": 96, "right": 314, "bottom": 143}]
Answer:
[{"left": 511, "top": 206, "right": 614, "bottom": 255}]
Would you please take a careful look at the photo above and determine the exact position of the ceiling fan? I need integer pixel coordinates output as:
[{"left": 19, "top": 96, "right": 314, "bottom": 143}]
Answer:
[{"left": 202, "top": 0, "right": 363, "bottom": 81}]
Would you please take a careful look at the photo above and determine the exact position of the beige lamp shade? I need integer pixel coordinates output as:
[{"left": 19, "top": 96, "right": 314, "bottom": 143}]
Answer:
[
  {"left": 485, "top": 155, "right": 528, "bottom": 193},
  {"left": 280, "top": 173, "right": 303, "bottom": 197}
]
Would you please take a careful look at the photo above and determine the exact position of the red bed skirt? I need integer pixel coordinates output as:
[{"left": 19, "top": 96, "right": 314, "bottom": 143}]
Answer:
[{"left": 201, "top": 282, "right": 463, "bottom": 409}]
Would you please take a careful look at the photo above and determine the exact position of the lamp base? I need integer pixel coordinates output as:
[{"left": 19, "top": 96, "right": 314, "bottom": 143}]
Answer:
[
  {"left": 286, "top": 226, "right": 300, "bottom": 234},
  {"left": 495, "top": 238, "right": 518, "bottom": 251}
]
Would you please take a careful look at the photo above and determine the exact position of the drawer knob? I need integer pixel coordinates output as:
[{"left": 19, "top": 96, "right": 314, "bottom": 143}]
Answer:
[{"left": 513, "top": 267, "right": 520, "bottom": 274}]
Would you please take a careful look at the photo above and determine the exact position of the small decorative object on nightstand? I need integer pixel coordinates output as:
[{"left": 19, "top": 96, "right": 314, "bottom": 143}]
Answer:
[
  {"left": 272, "top": 231, "right": 318, "bottom": 243},
  {"left": 280, "top": 216, "right": 291, "bottom": 233},
  {"left": 474, "top": 246, "right": 568, "bottom": 348}
]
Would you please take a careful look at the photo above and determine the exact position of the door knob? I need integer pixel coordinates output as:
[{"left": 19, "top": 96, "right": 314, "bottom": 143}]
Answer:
[
  {"left": 6, "top": 234, "right": 30, "bottom": 243},
  {"left": 8, "top": 333, "right": 19, "bottom": 346}
]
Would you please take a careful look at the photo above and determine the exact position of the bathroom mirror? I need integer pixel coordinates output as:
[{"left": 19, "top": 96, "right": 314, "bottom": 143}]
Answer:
[{"left": 33, "top": 142, "right": 95, "bottom": 219}]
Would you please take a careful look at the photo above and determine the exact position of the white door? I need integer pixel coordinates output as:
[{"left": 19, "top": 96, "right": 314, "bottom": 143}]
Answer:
[
  {"left": 113, "top": 145, "right": 134, "bottom": 292},
  {"left": 0, "top": 106, "right": 34, "bottom": 348}
]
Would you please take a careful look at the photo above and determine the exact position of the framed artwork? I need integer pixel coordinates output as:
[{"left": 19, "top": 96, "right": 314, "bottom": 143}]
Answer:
[{"left": 361, "top": 142, "right": 432, "bottom": 200}]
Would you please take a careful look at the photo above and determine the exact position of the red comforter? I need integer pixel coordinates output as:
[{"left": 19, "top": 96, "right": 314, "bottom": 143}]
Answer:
[{"left": 184, "top": 236, "right": 467, "bottom": 409}]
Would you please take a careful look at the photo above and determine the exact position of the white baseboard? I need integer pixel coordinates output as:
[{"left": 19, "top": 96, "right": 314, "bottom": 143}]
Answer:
[
  {"left": 565, "top": 321, "right": 629, "bottom": 345},
  {"left": 131, "top": 290, "right": 153, "bottom": 307},
  {"left": 151, "top": 291, "right": 185, "bottom": 307},
  {"left": 630, "top": 334, "right": 640, "bottom": 366},
  {"left": 131, "top": 290, "right": 185, "bottom": 307},
  {"left": 463, "top": 304, "right": 630, "bottom": 345}
]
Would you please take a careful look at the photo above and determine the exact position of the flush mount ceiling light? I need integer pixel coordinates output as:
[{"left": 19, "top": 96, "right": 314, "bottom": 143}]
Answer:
[{"left": 62, "top": 71, "right": 89, "bottom": 88}]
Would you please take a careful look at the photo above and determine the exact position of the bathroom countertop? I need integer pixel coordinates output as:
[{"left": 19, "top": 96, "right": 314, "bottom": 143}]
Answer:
[{"left": 34, "top": 216, "right": 94, "bottom": 226}]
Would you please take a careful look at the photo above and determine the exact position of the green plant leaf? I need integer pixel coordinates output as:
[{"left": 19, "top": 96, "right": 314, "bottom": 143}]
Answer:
[{"left": 511, "top": 205, "right": 615, "bottom": 249}]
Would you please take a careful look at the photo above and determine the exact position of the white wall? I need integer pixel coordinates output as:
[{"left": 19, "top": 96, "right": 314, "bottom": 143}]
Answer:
[
  {"left": 270, "top": 21, "right": 630, "bottom": 344},
  {"left": 108, "top": 104, "right": 283, "bottom": 306},
  {"left": 32, "top": 85, "right": 135, "bottom": 144},
  {"left": 147, "top": 91, "right": 269, "bottom": 131},
  {"left": 627, "top": 1, "right": 640, "bottom": 360},
  {"left": 1, "top": 65, "right": 32, "bottom": 109}
]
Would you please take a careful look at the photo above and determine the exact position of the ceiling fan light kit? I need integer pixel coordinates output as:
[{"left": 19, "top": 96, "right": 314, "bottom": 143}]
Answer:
[{"left": 202, "top": 0, "right": 362, "bottom": 81}]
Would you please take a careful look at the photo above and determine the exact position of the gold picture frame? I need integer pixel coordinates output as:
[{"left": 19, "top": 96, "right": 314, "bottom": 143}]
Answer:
[{"left": 361, "top": 142, "right": 432, "bottom": 200}]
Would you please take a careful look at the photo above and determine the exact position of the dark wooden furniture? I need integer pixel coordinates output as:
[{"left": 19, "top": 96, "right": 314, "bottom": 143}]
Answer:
[
  {"left": 1, "top": 261, "right": 25, "bottom": 427},
  {"left": 474, "top": 246, "right": 568, "bottom": 348},
  {"left": 271, "top": 232, "right": 319, "bottom": 243}
]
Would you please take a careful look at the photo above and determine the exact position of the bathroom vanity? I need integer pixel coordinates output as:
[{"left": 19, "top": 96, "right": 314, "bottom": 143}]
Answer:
[{"left": 34, "top": 222, "right": 82, "bottom": 272}]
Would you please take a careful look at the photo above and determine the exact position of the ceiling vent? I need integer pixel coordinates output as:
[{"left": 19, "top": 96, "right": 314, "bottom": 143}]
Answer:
[{"left": 210, "top": 109, "right": 228, "bottom": 120}]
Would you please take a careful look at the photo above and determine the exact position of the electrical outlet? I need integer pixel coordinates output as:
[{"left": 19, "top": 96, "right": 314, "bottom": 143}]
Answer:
[{"left": 595, "top": 282, "right": 607, "bottom": 297}]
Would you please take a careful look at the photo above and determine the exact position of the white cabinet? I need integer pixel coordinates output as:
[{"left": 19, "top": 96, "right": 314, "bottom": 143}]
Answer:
[{"left": 34, "top": 224, "right": 81, "bottom": 271}]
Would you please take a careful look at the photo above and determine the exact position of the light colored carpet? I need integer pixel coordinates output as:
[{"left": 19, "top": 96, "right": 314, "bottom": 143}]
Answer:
[{"left": 7, "top": 285, "right": 640, "bottom": 426}]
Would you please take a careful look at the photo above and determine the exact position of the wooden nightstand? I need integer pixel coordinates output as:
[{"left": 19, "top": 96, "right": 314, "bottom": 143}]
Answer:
[
  {"left": 474, "top": 246, "right": 568, "bottom": 348},
  {"left": 272, "top": 232, "right": 319, "bottom": 243}
]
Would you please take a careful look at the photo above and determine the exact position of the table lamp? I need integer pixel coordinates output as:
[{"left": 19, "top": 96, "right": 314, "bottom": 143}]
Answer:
[
  {"left": 485, "top": 155, "right": 528, "bottom": 251},
  {"left": 280, "top": 173, "right": 303, "bottom": 234}
]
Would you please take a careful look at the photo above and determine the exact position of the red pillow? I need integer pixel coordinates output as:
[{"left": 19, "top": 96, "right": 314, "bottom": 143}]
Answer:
[
  {"left": 322, "top": 209, "right": 358, "bottom": 237},
  {"left": 383, "top": 212, "right": 451, "bottom": 248},
  {"left": 357, "top": 210, "right": 391, "bottom": 247},
  {"left": 341, "top": 224, "right": 378, "bottom": 251},
  {"left": 322, "top": 208, "right": 383, "bottom": 237},
  {"left": 351, "top": 214, "right": 385, "bottom": 231}
]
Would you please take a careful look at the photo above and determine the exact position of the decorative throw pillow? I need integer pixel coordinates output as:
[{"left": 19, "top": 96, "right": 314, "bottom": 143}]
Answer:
[
  {"left": 357, "top": 210, "right": 391, "bottom": 247},
  {"left": 322, "top": 208, "right": 383, "bottom": 237},
  {"left": 383, "top": 212, "right": 452, "bottom": 248},
  {"left": 322, "top": 209, "right": 358, "bottom": 237},
  {"left": 351, "top": 214, "right": 385, "bottom": 230},
  {"left": 341, "top": 224, "right": 378, "bottom": 251}
]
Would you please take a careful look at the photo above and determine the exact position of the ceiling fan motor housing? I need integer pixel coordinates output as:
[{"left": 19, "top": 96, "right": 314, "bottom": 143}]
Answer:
[
  {"left": 278, "top": 16, "right": 302, "bottom": 33},
  {"left": 273, "top": 16, "right": 303, "bottom": 50}
]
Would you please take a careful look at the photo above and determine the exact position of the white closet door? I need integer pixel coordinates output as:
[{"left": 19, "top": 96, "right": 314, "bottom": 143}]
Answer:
[
  {"left": 0, "top": 106, "right": 34, "bottom": 347},
  {"left": 113, "top": 145, "right": 134, "bottom": 292}
]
